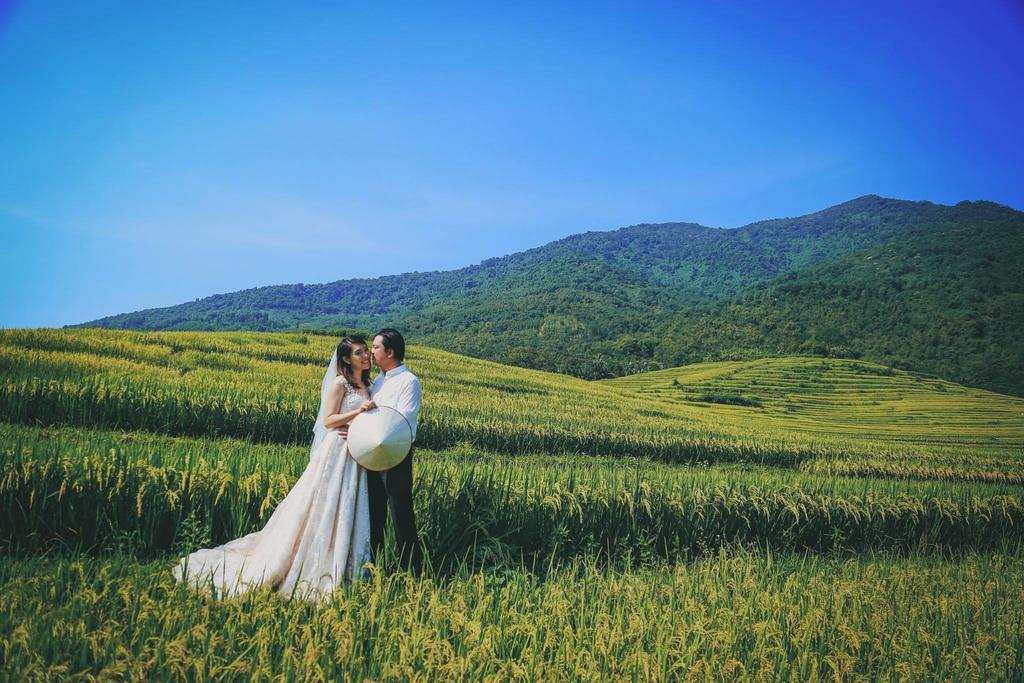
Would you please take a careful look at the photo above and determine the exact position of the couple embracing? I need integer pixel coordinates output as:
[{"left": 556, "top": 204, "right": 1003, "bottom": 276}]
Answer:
[{"left": 173, "top": 329, "right": 423, "bottom": 603}]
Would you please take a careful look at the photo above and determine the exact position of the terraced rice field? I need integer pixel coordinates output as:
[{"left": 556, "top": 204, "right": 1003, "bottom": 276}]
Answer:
[
  {"left": 1, "top": 329, "right": 1022, "bottom": 680},
  {"left": 603, "top": 356, "right": 1024, "bottom": 444}
]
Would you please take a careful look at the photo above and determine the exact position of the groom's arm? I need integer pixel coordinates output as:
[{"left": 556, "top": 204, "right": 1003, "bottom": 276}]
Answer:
[{"left": 396, "top": 377, "right": 421, "bottom": 439}]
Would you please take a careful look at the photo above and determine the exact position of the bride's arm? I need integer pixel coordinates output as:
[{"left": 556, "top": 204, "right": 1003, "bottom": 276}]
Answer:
[{"left": 323, "top": 382, "right": 374, "bottom": 429}]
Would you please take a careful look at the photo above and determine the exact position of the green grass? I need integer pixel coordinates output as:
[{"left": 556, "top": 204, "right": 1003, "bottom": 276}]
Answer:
[
  {"left": 2, "top": 329, "right": 1023, "bottom": 473},
  {"left": 1, "top": 329, "right": 1023, "bottom": 679},
  {"left": 0, "top": 329, "right": 830, "bottom": 466},
  {"left": 2, "top": 549, "right": 1022, "bottom": 681},
  {"left": 3, "top": 423, "right": 1022, "bottom": 564},
  {"left": 604, "top": 355, "right": 1024, "bottom": 444}
]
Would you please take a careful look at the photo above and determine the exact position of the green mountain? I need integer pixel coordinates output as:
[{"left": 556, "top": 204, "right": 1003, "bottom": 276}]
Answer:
[
  {"left": 649, "top": 199, "right": 1024, "bottom": 395},
  {"left": 76, "top": 195, "right": 1024, "bottom": 395}
]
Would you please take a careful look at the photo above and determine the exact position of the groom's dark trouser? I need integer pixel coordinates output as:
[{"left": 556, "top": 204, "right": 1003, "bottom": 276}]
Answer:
[{"left": 367, "top": 446, "right": 423, "bottom": 571}]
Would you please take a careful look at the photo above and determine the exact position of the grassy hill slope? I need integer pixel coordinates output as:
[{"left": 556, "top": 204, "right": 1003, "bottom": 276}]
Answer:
[
  {"left": 604, "top": 356, "right": 1024, "bottom": 442},
  {"left": 4, "top": 329, "right": 1022, "bottom": 480},
  {"left": 3, "top": 329, "right": 1023, "bottom": 679}
]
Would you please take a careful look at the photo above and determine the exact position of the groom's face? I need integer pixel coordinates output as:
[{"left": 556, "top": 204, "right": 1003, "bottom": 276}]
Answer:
[{"left": 371, "top": 335, "right": 393, "bottom": 369}]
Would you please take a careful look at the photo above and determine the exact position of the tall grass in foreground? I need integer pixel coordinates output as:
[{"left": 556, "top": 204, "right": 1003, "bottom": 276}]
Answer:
[
  {"left": 1, "top": 331, "right": 1023, "bottom": 679},
  {"left": 4, "top": 424, "right": 1021, "bottom": 564},
  {"left": 1, "top": 549, "right": 1022, "bottom": 681}
]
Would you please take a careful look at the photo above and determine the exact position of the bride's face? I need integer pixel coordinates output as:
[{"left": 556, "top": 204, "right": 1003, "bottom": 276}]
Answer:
[{"left": 347, "top": 343, "right": 371, "bottom": 372}]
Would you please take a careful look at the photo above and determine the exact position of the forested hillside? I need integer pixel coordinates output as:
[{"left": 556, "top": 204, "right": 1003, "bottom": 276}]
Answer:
[
  {"left": 646, "top": 200, "right": 1024, "bottom": 395},
  {"left": 77, "top": 196, "right": 1024, "bottom": 394}
]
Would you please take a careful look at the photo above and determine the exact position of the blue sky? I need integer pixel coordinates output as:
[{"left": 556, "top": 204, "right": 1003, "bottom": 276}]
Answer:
[{"left": 2, "top": 1, "right": 1022, "bottom": 327}]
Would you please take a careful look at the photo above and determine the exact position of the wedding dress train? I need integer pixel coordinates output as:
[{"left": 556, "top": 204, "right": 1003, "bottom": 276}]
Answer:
[{"left": 173, "top": 376, "right": 372, "bottom": 603}]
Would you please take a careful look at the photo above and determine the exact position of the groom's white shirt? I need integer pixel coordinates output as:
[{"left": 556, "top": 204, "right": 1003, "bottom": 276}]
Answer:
[{"left": 371, "top": 364, "right": 421, "bottom": 440}]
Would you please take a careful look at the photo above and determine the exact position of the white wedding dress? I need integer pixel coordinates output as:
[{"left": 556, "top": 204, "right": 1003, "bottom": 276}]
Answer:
[{"left": 173, "top": 375, "right": 372, "bottom": 603}]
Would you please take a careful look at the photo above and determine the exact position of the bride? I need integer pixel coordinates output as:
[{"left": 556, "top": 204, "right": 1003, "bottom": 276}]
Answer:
[{"left": 173, "top": 336, "right": 376, "bottom": 602}]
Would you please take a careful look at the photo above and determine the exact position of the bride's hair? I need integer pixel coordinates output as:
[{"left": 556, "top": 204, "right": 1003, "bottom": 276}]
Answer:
[{"left": 336, "top": 336, "right": 372, "bottom": 388}]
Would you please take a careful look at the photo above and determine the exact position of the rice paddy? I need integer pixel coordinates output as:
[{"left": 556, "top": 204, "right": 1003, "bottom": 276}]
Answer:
[{"left": 1, "top": 328, "right": 1022, "bottom": 680}]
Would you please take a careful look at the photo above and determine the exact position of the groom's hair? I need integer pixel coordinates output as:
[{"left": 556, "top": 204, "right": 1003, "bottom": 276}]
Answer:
[{"left": 375, "top": 328, "right": 406, "bottom": 363}]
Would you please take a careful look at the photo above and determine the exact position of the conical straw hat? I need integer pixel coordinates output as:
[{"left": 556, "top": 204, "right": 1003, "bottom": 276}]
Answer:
[{"left": 347, "top": 405, "right": 413, "bottom": 471}]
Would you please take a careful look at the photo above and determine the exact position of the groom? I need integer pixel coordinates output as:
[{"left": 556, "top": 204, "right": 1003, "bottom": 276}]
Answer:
[{"left": 363, "top": 328, "right": 423, "bottom": 572}]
